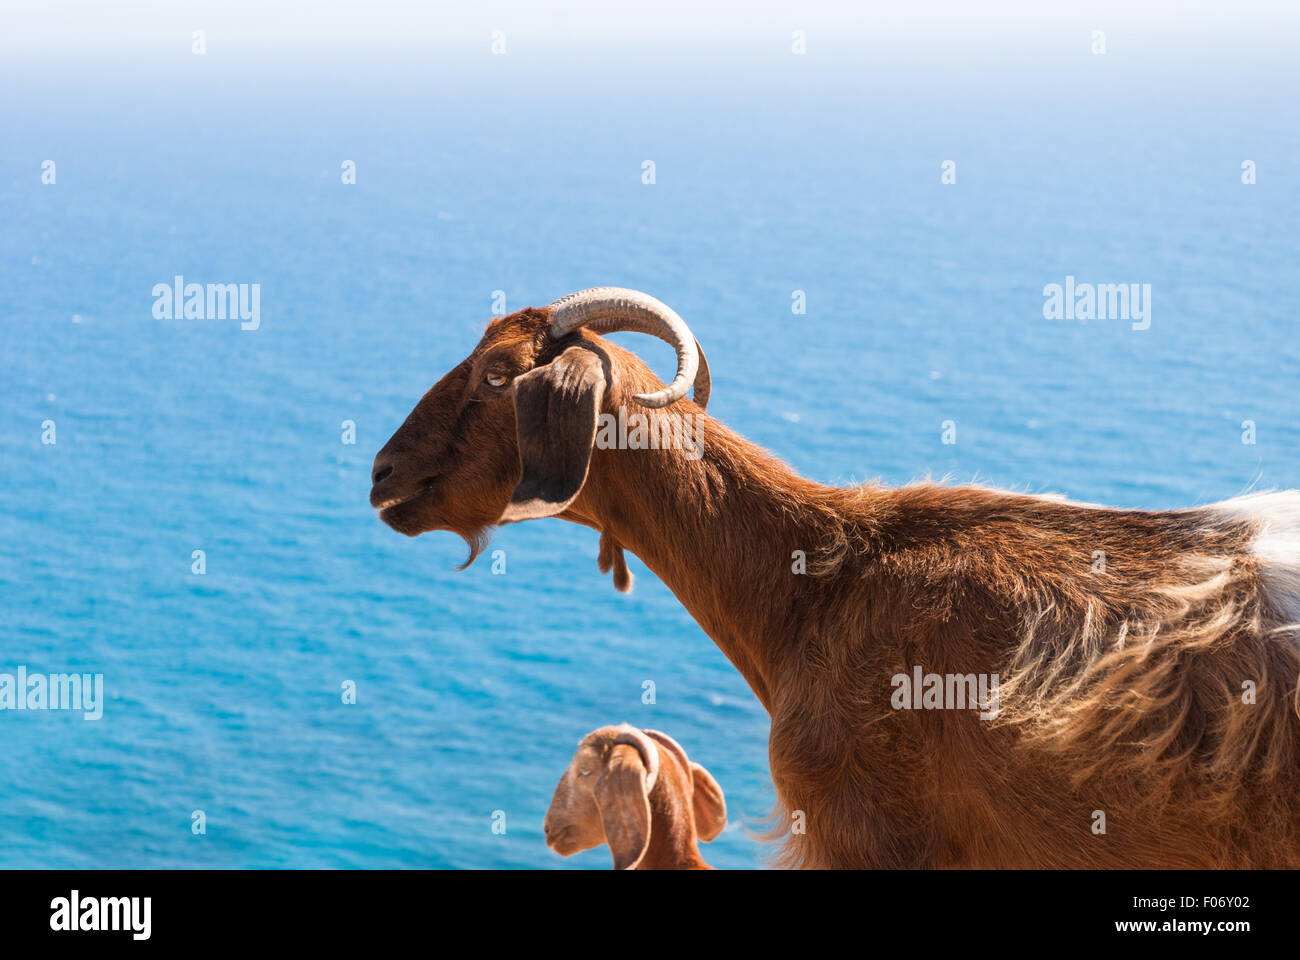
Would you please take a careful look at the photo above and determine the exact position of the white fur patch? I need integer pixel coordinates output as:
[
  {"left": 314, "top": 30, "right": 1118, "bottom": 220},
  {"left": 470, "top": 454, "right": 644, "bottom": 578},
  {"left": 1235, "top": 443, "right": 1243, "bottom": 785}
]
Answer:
[
  {"left": 1212, "top": 491, "right": 1300, "bottom": 628},
  {"left": 1015, "top": 490, "right": 1111, "bottom": 510}
]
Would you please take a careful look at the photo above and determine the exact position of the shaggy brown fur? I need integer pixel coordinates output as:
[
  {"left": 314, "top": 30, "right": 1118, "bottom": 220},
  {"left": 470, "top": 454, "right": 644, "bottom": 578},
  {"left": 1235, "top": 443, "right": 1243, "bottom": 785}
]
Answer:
[{"left": 371, "top": 307, "right": 1300, "bottom": 868}]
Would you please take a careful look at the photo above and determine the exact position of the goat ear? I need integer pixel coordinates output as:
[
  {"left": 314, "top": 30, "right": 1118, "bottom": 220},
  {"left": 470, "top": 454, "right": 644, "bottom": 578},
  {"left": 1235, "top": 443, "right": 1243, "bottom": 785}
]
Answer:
[
  {"left": 501, "top": 346, "right": 606, "bottom": 523},
  {"left": 594, "top": 745, "right": 652, "bottom": 870},
  {"left": 689, "top": 762, "right": 727, "bottom": 842}
]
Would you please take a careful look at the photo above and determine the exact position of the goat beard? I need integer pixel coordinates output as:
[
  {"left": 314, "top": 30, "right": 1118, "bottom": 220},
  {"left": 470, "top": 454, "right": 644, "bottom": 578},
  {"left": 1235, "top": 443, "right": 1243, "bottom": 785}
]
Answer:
[{"left": 455, "top": 525, "right": 493, "bottom": 572}]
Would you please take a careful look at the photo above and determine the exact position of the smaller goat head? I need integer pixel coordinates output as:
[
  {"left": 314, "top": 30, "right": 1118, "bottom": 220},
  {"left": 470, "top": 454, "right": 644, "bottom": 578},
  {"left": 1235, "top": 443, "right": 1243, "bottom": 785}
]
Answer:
[
  {"left": 369, "top": 288, "right": 709, "bottom": 572},
  {"left": 543, "top": 723, "right": 727, "bottom": 870}
]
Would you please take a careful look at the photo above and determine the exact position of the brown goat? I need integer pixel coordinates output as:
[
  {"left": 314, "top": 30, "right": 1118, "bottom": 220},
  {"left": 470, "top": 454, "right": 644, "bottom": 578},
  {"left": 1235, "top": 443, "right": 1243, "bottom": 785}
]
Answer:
[
  {"left": 544, "top": 724, "right": 727, "bottom": 869},
  {"left": 372, "top": 288, "right": 1300, "bottom": 868}
]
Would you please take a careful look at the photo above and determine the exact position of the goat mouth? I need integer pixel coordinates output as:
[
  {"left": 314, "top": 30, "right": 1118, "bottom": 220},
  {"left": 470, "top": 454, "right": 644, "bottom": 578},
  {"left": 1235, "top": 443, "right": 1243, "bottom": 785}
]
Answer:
[
  {"left": 374, "top": 494, "right": 414, "bottom": 511},
  {"left": 544, "top": 827, "right": 576, "bottom": 853},
  {"left": 373, "top": 491, "right": 421, "bottom": 511},
  {"left": 375, "top": 480, "right": 446, "bottom": 537},
  {"left": 372, "top": 476, "right": 442, "bottom": 512}
]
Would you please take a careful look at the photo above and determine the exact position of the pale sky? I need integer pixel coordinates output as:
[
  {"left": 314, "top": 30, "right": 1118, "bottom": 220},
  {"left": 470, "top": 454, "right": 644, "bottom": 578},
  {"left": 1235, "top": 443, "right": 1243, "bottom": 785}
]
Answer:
[{"left": 3, "top": 0, "right": 1297, "bottom": 62}]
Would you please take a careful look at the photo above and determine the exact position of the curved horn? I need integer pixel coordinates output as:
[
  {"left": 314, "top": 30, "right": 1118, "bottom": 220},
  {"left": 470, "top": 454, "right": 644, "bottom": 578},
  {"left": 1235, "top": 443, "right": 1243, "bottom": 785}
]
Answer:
[
  {"left": 548, "top": 287, "right": 706, "bottom": 409},
  {"left": 612, "top": 722, "right": 660, "bottom": 792},
  {"left": 642, "top": 729, "right": 692, "bottom": 787},
  {"left": 691, "top": 340, "right": 710, "bottom": 412}
]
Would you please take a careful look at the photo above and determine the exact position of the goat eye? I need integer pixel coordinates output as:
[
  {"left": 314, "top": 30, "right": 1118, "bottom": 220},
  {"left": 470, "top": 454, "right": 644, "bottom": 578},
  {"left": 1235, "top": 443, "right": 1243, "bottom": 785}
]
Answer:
[{"left": 485, "top": 372, "right": 508, "bottom": 388}]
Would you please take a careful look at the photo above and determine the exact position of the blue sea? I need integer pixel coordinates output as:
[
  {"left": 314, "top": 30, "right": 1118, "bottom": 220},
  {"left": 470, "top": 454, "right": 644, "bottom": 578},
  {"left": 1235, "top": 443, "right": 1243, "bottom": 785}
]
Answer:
[{"left": 1, "top": 4, "right": 1297, "bottom": 868}]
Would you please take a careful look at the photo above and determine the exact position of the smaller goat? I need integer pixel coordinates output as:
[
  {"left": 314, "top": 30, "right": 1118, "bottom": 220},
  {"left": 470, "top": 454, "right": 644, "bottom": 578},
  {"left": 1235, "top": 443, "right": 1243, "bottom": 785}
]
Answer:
[{"left": 544, "top": 724, "right": 727, "bottom": 870}]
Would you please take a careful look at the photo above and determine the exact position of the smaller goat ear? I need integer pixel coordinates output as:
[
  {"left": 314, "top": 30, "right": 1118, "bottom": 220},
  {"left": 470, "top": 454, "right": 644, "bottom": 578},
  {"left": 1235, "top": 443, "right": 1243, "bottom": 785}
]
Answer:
[
  {"left": 595, "top": 745, "right": 653, "bottom": 870},
  {"left": 689, "top": 762, "right": 727, "bottom": 842},
  {"left": 501, "top": 346, "right": 606, "bottom": 523}
]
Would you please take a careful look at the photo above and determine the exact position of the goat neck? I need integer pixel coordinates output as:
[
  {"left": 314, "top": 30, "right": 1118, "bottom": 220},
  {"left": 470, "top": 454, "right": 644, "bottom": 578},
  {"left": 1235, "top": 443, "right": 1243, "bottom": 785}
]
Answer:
[{"left": 563, "top": 388, "right": 862, "bottom": 711}]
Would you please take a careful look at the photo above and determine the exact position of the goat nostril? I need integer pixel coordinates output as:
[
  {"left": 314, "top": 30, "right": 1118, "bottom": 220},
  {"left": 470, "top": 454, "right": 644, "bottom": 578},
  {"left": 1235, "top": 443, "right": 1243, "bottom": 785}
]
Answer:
[{"left": 372, "top": 464, "right": 394, "bottom": 485}]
